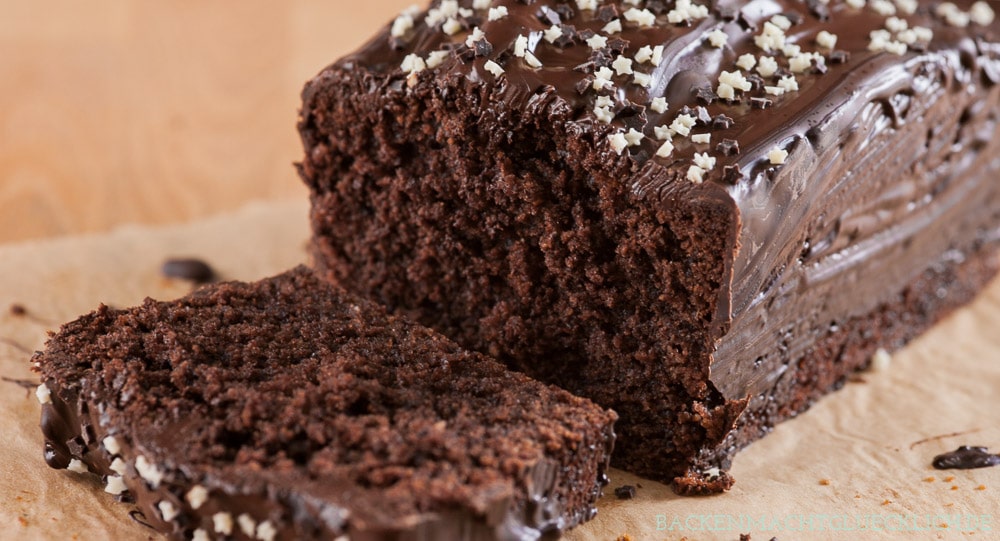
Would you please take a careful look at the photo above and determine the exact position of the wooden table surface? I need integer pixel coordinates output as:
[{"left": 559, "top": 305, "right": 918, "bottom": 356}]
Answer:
[{"left": 0, "top": 0, "right": 414, "bottom": 244}]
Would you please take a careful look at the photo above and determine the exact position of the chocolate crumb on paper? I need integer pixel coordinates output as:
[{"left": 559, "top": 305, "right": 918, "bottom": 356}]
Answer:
[
  {"left": 161, "top": 258, "right": 215, "bottom": 283},
  {"left": 932, "top": 446, "right": 1000, "bottom": 469}
]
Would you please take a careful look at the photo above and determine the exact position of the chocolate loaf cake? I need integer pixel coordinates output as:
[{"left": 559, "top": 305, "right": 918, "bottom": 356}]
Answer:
[
  {"left": 298, "top": 0, "right": 1000, "bottom": 492},
  {"left": 34, "top": 266, "right": 616, "bottom": 539}
]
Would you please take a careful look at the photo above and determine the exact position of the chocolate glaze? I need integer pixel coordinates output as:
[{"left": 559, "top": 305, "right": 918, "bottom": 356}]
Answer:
[
  {"left": 933, "top": 446, "right": 1000, "bottom": 470},
  {"left": 35, "top": 268, "right": 616, "bottom": 540}
]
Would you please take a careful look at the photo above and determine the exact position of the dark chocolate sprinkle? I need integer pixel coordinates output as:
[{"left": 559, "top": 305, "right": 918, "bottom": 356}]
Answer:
[
  {"left": 811, "top": 59, "right": 829, "bottom": 75},
  {"left": 751, "top": 97, "right": 773, "bottom": 109},
  {"left": 553, "top": 4, "right": 575, "bottom": 21},
  {"left": 717, "top": 5, "right": 739, "bottom": 21},
  {"left": 607, "top": 37, "right": 630, "bottom": 54},
  {"left": 747, "top": 73, "right": 766, "bottom": 91},
  {"left": 717, "top": 138, "right": 741, "bottom": 156},
  {"left": 712, "top": 114, "right": 735, "bottom": 130},
  {"left": 830, "top": 50, "right": 850, "bottom": 64},
  {"left": 575, "top": 76, "right": 595, "bottom": 94},
  {"left": 932, "top": 446, "right": 1000, "bottom": 470},
  {"left": 808, "top": 0, "right": 831, "bottom": 21},
  {"left": 474, "top": 39, "right": 494, "bottom": 57},
  {"left": 9, "top": 303, "right": 26, "bottom": 316},
  {"left": 614, "top": 485, "right": 637, "bottom": 499},
  {"left": 693, "top": 86, "right": 717, "bottom": 105},
  {"left": 596, "top": 4, "right": 618, "bottom": 23},
  {"left": 161, "top": 258, "right": 215, "bottom": 284},
  {"left": 722, "top": 164, "right": 744, "bottom": 184},
  {"left": 646, "top": 0, "right": 668, "bottom": 15},
  {"left": 538, "top": 6, "right": 561, "bottom": 26}
]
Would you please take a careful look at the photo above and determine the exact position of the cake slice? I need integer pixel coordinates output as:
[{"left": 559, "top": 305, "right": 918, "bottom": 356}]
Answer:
[
  {"left": 298, "top": 0, "right": 1000, "bottom": 493},
  {"left": 35, "top": 266, "right": 616, "bottom": 540}
]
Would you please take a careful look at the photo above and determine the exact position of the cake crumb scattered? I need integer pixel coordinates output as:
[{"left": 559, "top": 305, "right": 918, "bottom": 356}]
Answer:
[
  {"left": 976, "top": 484, "right": 987, "bottom": 491},
  {"left": 9, "top": 303, "right": 26, "bottom": 316},
  {"left": 881, "top": 499, "right": 892, "bottom": 505},
  {"left": 924, "top": 476, "right": 936, "bottom": 482},
  {"left": 819, "top": 478, "right": 831, "bottom": 486}
]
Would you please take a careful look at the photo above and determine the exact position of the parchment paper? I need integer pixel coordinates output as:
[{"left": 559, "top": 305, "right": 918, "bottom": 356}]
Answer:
[{"left": 1, "top": 200, "right": 997, "bottom": 541}]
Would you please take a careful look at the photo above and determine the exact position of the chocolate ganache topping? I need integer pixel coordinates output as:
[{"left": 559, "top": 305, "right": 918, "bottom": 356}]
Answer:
[{"left": 338, "top": 0, "right": 1000, "bottom": 401}]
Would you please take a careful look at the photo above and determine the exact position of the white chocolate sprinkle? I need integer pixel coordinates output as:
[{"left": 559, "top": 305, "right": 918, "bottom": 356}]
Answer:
[
  {"left": 543, "top": 25, "right": 563, "bottom": 44},
  {"left": 707, "top": 28, "right": 728, "bottom": 48},
  {"left": 756, "top": 56, "right": 778, "bottom": 77},
  {"left": 390, "top": 14, "right": 414, "bottom": 38},
  {"left": 632, "top": 72, "right": 653, "bottom": 88},
  {"left": 576, "top": 0, "right": 598, "bottom": 10},
  {"left": 716, "top": 83, "right": 735, "bottom": 100},
  {"left": 913, "top": 26, "right": 934, "bottom": 42},
  {"left": 846, "top": 0, "right": 865, "bottom": 8},
  {"left": 691, "top": 133, "right": 712, "bottom": 144},
  {"left": 586, "top": 35, "right": 608, "bottom": 50},
  {"left": 650, "top": 45, "right": 665, "bottom": 67},
  {"left": 105, "top": 475, "right": 127, "bottom": 495},
  {"left": 472, "top": 0, "right": 491, "bottom": 9},
  {"left": 971, "top": 2, "right": 995, "bottom": 25},
  {"left": 693, "top": 152, "right": 716, "bottom": 170},
  {"left": 704, "top": 467, "right": 722, "bottom": 480},
  {"left": 103, "top": 436, "right": 121, "bottom": 456},
  {"left": 524, "top": 52, "right": 542, "bottom": 68},
  {"left": 158, "top": 500, "right": 179, "bottom": 522},
  {"left": 789, "top": 54, "right": 813, "bottom": 73},
  {"left": 109, "top": 457, "right": 127, "bottom": 476},
  {"left": 602, "top": 19, "right": 622, "bottom": 34},
  {"left": 871, "top": 0, "right": 897, "bottom": 16},
  {"left": 650, "top": 97, "right": 668, "bottom": 113},
  {"left": 186, "top": 485, "right": 209, "bottom": 510},
  {"left": 483, "top": 60, "right": 504, "bottom": 77},
  {"left": 656, "top": 140, "right": 674, "bottom": 157},
  {"left": 594, "top": 105, "right": 614, "bottom": 124},
  {"left": 653, "top": 125, "right": 673, "bottom": 140},
  {"left": 669, "top": 114, "right": 696, "bottom": 137},
  {"left": 487, "top": 6, "right": 508, "bottom": 21},
  {"left": 769, "top": 147, "right": 789, "bottom": 165},
  {"left": 634, "top": 45, "right": 652, "bottom": 64},
  {"left": 770, "top": 14, "right": 792, "bottom": 31},
  {"left": 895, "top": 0, "right": 918, "bottom": 15},
  {"left": 668, "top": 0, "right": 710, "bottom": 23},
  {"left": 816, "top": 30, "right": 838, "bottom": 49},
  {"left": 870, "top": 348, "right": 893, "bottom": 372},
  {"left": 442, "top": 17, "right": 463, "bottom": 36},
  {"left": 595, "top": 96, "right": 614, "bottom": 108},
  {"left": 623, "top": 128, "right": 644, "bottom": 147},
  {"left": 256, "top": 520, "right": 278, "bottom": 541},
  {"left": 238, "top": 514, "right": 257, "bottom": 537},
  {"left": 67, "top": 459, "right": 88, "bottom": 473},
  {"left": 623, "top": 8, "right": 656, "bottom": 28},
  {"left": 593, "top": 67, "right": 615, "bottom": 90},
  {"left": 754, "top": 22, "right": 786, "bottom": 53},
  {"left": 135, "top": 455, "right": 164, "bottom": 488},
  {"left": 735, "top": 53, "right": 757, "bottom": 71},
  {"left": 777, "top": 75, "right": 799, "bottom": 92},
  {"left": 35, "top": 384, "right": 51, "bottom": 404},
  {"left": 426, "top": 50, "right": 450, "bottom": 69},
  {"left": 764, "top": 85, "right": 786, "bottom": 96},
  {"left": 513, "top": 35, "right": 528, "bottom": 57},
  {"left": 782, "top": 43, "right": 802, "bottom": 58},
  {"left": 719, "top": 70, "right": 752, "bottom": 92},
  {"left": 214, "top": 512, "right": 235, "bottom": 535},
  {"left": 400, "top": 54, "right": 426, "bottom": 74},
  {"left": 612, "top": 56, "right": 634, "bottom": 76},
  {"left": 884, "top": 40, "right": 907, "bottom": 55},
  {"left": 192, "top": 529, "right": 211, "bottom": 541},
  {"left": 465, "top": 27, "right": 485, "bottom": 48},
  {"left": 885, "top": 16, "right": 908, "bottom": 33},
  {"left": 687, "top": 165, "right": 706, "bottom": 183},
  {"left": 608, "top": 133, "right": 629, "bottom": 154},
  {"left": 425, "top": 0, "right": 459, "bottom": 27}
]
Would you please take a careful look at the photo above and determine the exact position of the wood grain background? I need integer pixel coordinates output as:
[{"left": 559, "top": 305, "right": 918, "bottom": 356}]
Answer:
[{"left": 0, "top": 0, "right": 414, "bottom": 244}]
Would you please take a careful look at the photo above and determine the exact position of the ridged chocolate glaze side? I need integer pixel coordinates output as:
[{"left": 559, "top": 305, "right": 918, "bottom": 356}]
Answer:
[
  {"left": 36, "top": 267, "right": 616, "bottom": 540},
  {"left": 300, "top": 0, "right": 1000, "bottom": 489}
]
